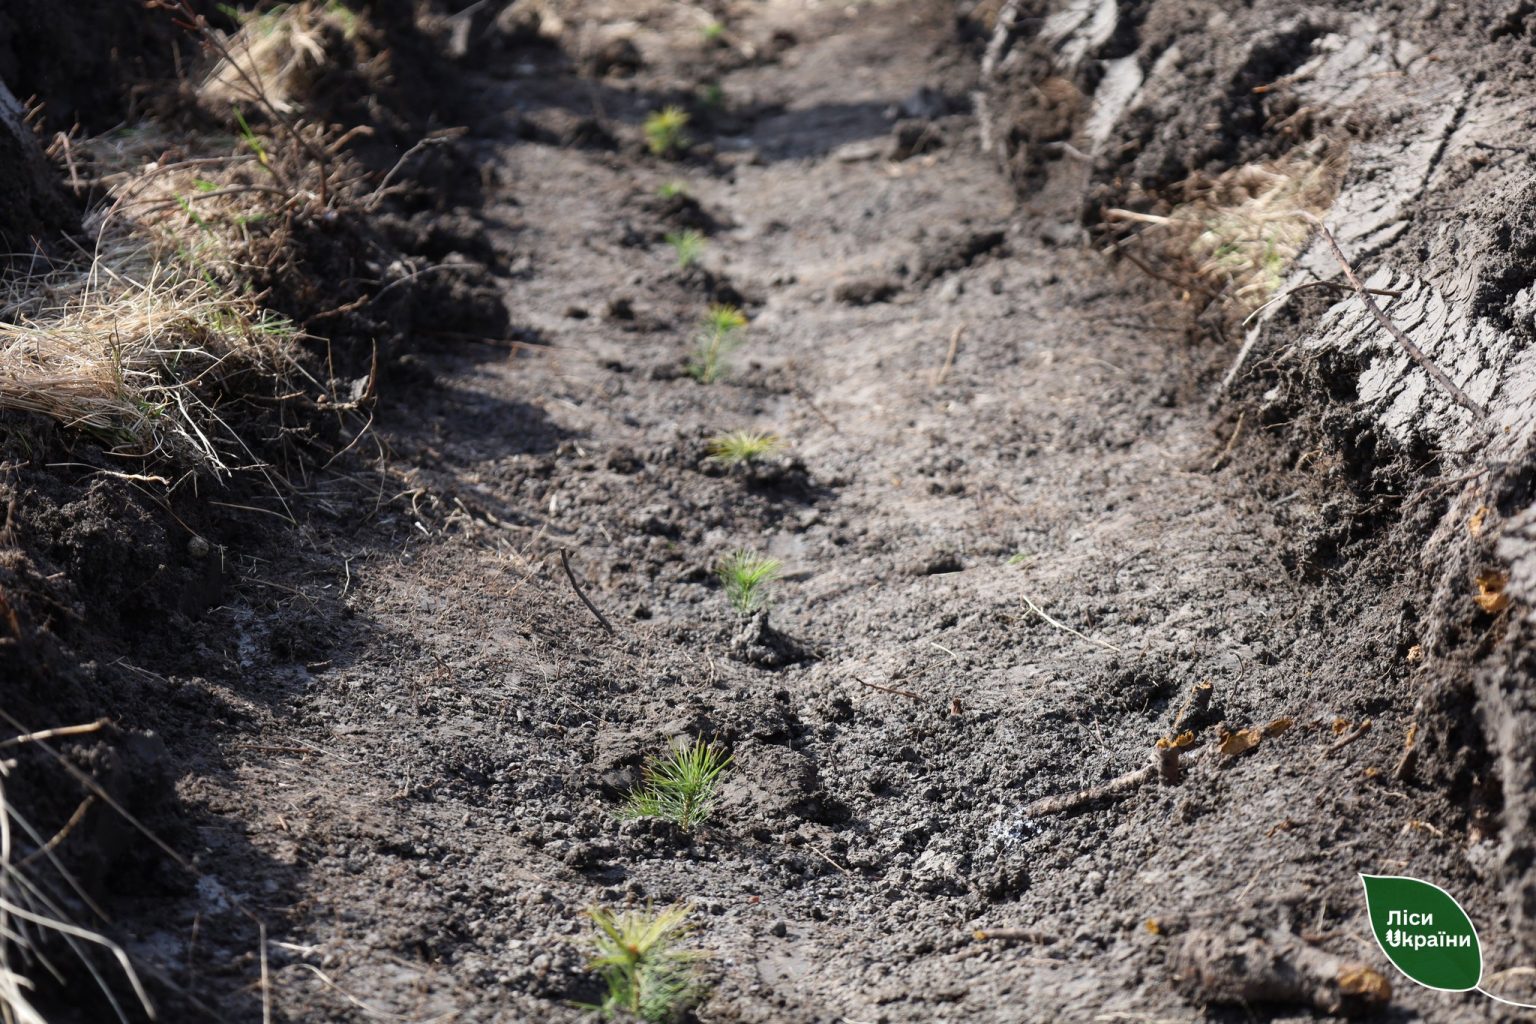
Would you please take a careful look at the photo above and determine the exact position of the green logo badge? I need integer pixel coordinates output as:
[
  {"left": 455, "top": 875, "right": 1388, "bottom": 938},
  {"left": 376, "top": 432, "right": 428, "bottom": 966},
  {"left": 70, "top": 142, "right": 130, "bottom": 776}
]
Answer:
[{"left": 1359, "top": 874, "right": 1482, "bottom": 991}]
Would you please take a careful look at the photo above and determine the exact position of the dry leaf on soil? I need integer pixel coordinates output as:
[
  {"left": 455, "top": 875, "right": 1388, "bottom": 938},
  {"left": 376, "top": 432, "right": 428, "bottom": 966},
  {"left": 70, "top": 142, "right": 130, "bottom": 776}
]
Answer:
[
  {"left": 1475, "top": 570, "right": 1510, "bottom": 614},
  {"left": 1218, "top": 727, "right": 1262, "bottom": 757}
]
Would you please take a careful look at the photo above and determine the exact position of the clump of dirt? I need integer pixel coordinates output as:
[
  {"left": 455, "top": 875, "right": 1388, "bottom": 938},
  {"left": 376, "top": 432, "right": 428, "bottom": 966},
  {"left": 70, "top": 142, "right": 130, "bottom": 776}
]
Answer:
[{"left": 0, "top": 0, "right": 189, "bottom": 132}]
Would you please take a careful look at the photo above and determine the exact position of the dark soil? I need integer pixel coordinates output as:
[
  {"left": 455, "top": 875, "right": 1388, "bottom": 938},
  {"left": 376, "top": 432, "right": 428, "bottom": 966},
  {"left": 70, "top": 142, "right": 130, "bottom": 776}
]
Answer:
[{"left": 6, "top": 1, "right": 1536, "bottom": 1022}]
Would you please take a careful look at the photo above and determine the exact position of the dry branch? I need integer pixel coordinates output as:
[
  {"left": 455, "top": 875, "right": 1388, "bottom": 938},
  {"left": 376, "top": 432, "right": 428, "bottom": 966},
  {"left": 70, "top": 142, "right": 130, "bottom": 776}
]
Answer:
[
  {"left": 1170, "top": 928, "right": 1391, "bottom": 1015},
  {"left": 1023, "top": 745, "right": 1180, "bottom": 817},
  {"left": 852, "top": 675, "right": 923, "bottom": 702},
  {"left": 559, "top": 549, "right": 615, "bottom": 635},
  {"left": 1301, "top": 213, "right": 1486, "bottom": 419},
  {"left": 1020, "top": 594, "right": 1121, "bottom": 653}
]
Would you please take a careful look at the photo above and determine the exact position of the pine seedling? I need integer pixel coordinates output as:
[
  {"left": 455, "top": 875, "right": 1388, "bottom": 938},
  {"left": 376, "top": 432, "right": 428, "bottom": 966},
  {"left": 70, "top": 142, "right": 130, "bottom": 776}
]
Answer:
[
  {"left": 644, "top": 107, "right": 691, "bottom": 158},
  {"left": 587, "top": 903, "right": 706, "bottom": 1023},
  {"left": 666, "top": 229, "right": 705, "bottom": 269},
  {"left": 687, "top": 304, "right": 747, "bottom": 383},
  {"left": 622, "top": 738, "right": 733, "bottom": 830},
  {"left": 657, "top": 181, "right": 688, "bottom": 200},
  {"left": 706, "top": 429, "right": 781, "bottom": 465},
  {"left": 717, "top": 550, "right": 781, "bottom": 614}
]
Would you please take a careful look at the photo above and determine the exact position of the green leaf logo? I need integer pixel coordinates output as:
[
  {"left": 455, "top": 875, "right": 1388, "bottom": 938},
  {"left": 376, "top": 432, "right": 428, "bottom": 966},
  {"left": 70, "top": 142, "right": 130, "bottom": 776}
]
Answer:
[{"left": 1360, "top": 874, "right": 1482, "bottom": 991}]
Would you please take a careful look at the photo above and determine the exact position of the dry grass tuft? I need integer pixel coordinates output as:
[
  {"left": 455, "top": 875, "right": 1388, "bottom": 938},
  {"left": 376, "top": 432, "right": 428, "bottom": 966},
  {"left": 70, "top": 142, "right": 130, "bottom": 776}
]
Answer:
[
  {"left": 0, "top": 727, "right": 154, "bottom": 1024},
  {"left": 4, "top": 0, "right": 380, "bottom": 472},
  {"left": 202, "top": 1, "right": 364, "bottom": 114},
  {"left": 1105, "top": 147, "right": 1344, "bottom": 315},
  {"left": 0, "top": 227, "right": 301, "bottom": 469},
  {"left": 16, "top": 122, "right": 326, "bottom": 470}
]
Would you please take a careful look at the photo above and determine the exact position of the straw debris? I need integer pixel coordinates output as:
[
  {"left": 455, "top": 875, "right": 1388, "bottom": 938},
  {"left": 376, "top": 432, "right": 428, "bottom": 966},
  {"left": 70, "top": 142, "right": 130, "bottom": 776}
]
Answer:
[
  {"left": 1106, "top": 146, "right": 1344, "bottom": 315},
  {"left": 1, "top": 1, "right": 379, "bottom": 471}
]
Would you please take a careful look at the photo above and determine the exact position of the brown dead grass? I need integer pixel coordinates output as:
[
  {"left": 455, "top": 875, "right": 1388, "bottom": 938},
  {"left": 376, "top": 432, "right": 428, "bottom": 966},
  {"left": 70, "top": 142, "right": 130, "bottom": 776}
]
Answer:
[
  {"left": 1, "top": 1, "right": 376, "bottom": 472},
  {"left": 202, "top": 1, "right": 368, "bottom": 114},
  {"left": 0, "top": 226, "right": 301, "bottom": 469},
  {"left": 0, "top": 719, "right": 154, "bottom": 1024},
  {"left": 1105, "top": 146, "right": 1345, "bottom": 316}
]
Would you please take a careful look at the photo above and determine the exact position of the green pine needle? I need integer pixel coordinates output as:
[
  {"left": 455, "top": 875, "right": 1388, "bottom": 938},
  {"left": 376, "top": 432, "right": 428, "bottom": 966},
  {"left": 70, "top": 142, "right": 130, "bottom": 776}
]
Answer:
[
  {"left": 587, "top": 903, "right": 706, "bottom": 1022},
  {"left": 621, "top": 738, "right": 733, "bottom": 830},
  {"left": 706, "top": 429, "right": 781, "bottom": 465},
  {"left": 644, "top": 107, "right": 691, "bottom": 158},
  {"left": 687, "top": 304, "right": 747, "bottom": 383},
  {"left": 665, "top": 230, "right": 705, "bottom": 269},
  {"left": 717, "top": 550, "right": 781, "bottom": 614}
]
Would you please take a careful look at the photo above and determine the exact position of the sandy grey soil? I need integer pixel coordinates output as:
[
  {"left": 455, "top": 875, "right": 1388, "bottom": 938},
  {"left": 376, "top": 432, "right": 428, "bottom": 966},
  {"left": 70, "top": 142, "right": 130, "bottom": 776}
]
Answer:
[{"left": 7, "top": 1, "right": 1536, "bottom": 1022}]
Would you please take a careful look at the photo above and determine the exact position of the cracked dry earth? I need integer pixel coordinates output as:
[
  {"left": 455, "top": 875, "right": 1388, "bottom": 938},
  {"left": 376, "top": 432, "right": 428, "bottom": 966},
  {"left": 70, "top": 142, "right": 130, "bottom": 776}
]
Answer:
[{"left": 125, "top": 2, "right": 1481, "bottom": 1022}]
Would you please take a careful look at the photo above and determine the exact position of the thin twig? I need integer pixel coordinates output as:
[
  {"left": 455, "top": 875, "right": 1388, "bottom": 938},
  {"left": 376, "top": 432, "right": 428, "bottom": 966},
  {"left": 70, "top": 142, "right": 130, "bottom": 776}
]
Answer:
[
  {"left": 1019, "top": 594, "right": 1121, "bottom": 653},
  {"left": 1113, "top": 245, "right": 1219, "bottom": 300},
  {"left": 236, "top": 744, "right": 320, "bottom": 757},
  {"left": 1042, "top": 140, "right": 1091, "bottom": 162},
  {"left": 366, "top": 130, "right": 466, "bottom": 210},
  {"left": 971, "top": 927, "right": 1053, "bottom": 943},
  {"left": 851, "top": 675, "right": 923, "bottom": 702},
  {"left": 260, "top": 920, "right": 271, "bottom": 1024},
  {"left": 0, "top": 719, "right": 107, "bottom": 748},
  {"left": 794, "top": 383, "right": 840, "bottom": 433},
  {"left": 807, "top": 845, "right": 850, "bottom": 875},
  {"left": 1300, "top": 214, "right": 1486, "bottom": 419},
  {"left": 17, "top": 796, "right": 95, "bottom": 868},
  {"left": 933, "top": 324, "right": 965, "bottom": 388},
  {"left": 1325, "top": 718, "right": 1373, "bottom": 754},
  {"left": 1023, "top": 762, "right": 1156, "bottom": 817},
  {"left": 1287, "top": 280, "right": 1403, "bottom": 299},
  {"left": 1210, "top": 411, "right": 1245, "bottom": 471},
  {"left": 291, "top": 963, "right": 458, "bottom": 1023},
  {"left": 558, "top": 549, "right": 615, "bottom": 635},
  {"left": 1241, "top": 279, "right": 1407, "bottom": 328},
  {"left": 928, "top": 641, "right": 961, "bottom": 663}
]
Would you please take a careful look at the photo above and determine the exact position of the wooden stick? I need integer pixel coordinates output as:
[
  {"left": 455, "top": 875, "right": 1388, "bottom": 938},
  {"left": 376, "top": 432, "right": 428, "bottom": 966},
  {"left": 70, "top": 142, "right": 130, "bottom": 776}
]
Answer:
[
  {"left": 559, "top": 549, "right": 615, "bottom": 635},
  {"left": 852, "top": 675, "right": 923, "bottom": 702},
  {"left": 933, "top": 324, "right": 966, "bottom": 387},
  {"left": 1022, "top": 744, "right": 1183, "bottom": 818},
  {"left": 0, "top": 719, "right": 107, "bottom": 749},
  {"left": 1024, "top": 763, "right": 1156, "bottom": 817},
  {"left": 1326, "top": 718, "right": 1372, "bottom": 754},
  {"left": 972, "top": 927, "right": 1052, "bottom": 943},
  {"left": 1301, "top": 214, "right": 1486, "bottom": 419}
]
